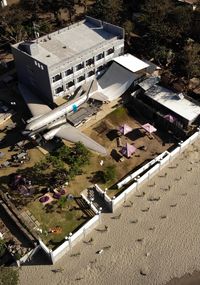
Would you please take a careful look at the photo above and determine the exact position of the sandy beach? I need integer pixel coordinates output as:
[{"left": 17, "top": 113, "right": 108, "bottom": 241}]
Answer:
[{"left": 19, "top": 140, "right": 200, "bottom": 285}]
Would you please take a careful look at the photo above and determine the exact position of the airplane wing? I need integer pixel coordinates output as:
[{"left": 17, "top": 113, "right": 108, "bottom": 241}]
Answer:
[
  {"left": 90, "top": 91, "right": 109, "bottom": 102},
  {"left": 55, "top": 124, "right": 107, "bottom": 156},
  {"left": 18, "top": 83, "right": 52, "bottom": 117}
]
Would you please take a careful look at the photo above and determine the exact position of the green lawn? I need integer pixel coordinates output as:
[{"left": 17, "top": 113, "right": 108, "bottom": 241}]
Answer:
[{"left": 27, "top": 199, "right": 87, "bottom": 248}]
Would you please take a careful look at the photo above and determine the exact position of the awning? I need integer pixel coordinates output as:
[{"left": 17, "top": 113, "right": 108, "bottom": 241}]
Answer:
[
  {"left": 120, "top": 143, "right": 136, "bottom": 158},
  {"left": 141, "top": 123, "right": 157, "bottom": 134},
  {"left": 119, "top": 124, "right": 133, "bottom": 135},
  {"left": 164, "top": 114, "right": 176, "bottom": 123}
]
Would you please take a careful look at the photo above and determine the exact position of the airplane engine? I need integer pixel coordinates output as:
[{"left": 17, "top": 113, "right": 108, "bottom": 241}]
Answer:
[{"left": 43, "top": 127, "right": 61, "bottom": 141}]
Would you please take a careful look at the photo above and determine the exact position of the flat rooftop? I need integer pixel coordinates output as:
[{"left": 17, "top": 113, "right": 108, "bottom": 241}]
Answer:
[
  {"left": 144, "top": 85, "right": 200, "bottom": 122},
  {"left": 15, "top": 17, "right": 123, "bottom": 67},
  {"left": 113, "top": 53, "right": 149, "bottom": 73}
]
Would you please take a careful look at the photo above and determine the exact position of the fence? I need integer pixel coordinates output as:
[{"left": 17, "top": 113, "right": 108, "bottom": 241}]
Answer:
[
  {"left": 111, "top": 128, "right": 200, "bottom": 211},
  {"left": 94, "top": 184, "right": 112, "bottom": 211},
  {"left": 38, "top": 192, "right": 101, "bottom": 264},
  {"left": 81, "top": 193, "right": 99, "bottom": 214},
  {"left": 39, "top": 128, "right": 200, "bottom": 263},
  {"left": 50, "top": 214, "right": 100, "bottom": 263},
  {"left": 117, "top": 151, "right": 169, "bottom": 189},
  {"left": 18, "top": 245, "right": 40, "bottom": 266}
]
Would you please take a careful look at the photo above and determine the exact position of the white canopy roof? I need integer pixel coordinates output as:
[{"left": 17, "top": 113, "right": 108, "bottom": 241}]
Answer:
[{"left": 113, "top": 53, "right": 149, "bottom": 73}]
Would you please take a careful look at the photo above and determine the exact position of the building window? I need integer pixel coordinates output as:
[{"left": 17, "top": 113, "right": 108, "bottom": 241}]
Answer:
[
  {"left": 66, "top": 81, "right": 74, "bottom": 88},
  {"left": 106, "top": 47, "right": 114, "bottom": 56},
  {"left": 52, "top": 73, "right": 61, "bottom": 83},
  {"left": 86, "top": 58, "right": 94, "bottom": 66},
  {"left": 77, "top": 75, "right": 85, "bottom": 83},
  {"left": 75, "top": 62, "right": 84, "bottom": 71},
  {"left": 97, "top": 65, "right": 104, "bottom": 72},
  {"left": 87, "top": 70, "right": 95, "bottom": 77},
  {"left": 65, "top": 68, "right": 73, "bottom": 76},
  {"left": 55, "top": 86, "right": 64, "bottom": 94},
  {"left": 96, "top": 52, "right": 104, "bottom": 61}
]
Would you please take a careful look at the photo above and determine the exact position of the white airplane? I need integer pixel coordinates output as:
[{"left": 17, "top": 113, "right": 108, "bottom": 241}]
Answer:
[{"left": 19, "top": 83, "right": 107, "bottom": 156}]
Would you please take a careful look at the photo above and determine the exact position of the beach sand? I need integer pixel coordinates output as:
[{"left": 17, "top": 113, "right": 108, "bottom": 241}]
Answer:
[{"left": 19, "top": 140, "right": 200, "bottom": 285}]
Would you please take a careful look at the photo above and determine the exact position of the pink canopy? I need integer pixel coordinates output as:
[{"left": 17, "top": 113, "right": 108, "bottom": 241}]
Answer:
[
  {"left": 141, "top": 123, "right": 157, "bottom": 134},
  {"left": 164, "top": 114, "right": 176, "bottom": 123},
  {"left": 120, "top": 143, "right": 136, "bottom": 158},
  {"left": 119, "top": 124, "right": 133, "bottom": 135}
]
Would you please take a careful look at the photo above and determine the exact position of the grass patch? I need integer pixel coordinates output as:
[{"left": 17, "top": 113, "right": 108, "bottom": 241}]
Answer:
[
  {"left": 107, "top": 106, "right": 127, "bottom": 123},
  {"left": 27, "top": 199, "right": 86, "bottom": 248}
]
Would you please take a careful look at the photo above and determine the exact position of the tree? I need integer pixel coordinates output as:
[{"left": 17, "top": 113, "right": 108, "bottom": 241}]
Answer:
[
  {"left": 73, "top": 142, "right": 91, "bottom": 166},
  {"left": 46, "top": 154, "right": 65, "bottom": 169},
  {"left": 78, "top": 0, "right": 89, "bottom": 14},
  {"left": 180, "top": 42, "right": 200, "bottom": 78},
  {"left": 0, "top": 7, "right": 30, "bottom": 44},
  {"left": 102, "top": 165, "right": 116, "bottom": 183},
  {"left": 40, "top": 0, "right": 62, "bottom": 25},
  {"left": 88, "top": 0, "right": 123, "bottom": 25},
  {"left": 68, "top": 163, "right": 82, "bottom": 180},
  {"left": 52, "top": 167, "right": 68, "bottom": 186},
  {"left": 62, "top": 0, "right": 75, "bottom": 23},
  {"left": 0, "top": 239, "right": 6, "bottom": 257},
  {"left": 56, "top": 145, "right": 71, "bottom": 162},
  {"left": 123, "top": 20, "right": 134, "bottom": 46},
  {"left": 20, "top": 0, "right": 42, "bottom": 21},
  {"left": 58, "top": 195, "right": 68, "bottom": 210}
]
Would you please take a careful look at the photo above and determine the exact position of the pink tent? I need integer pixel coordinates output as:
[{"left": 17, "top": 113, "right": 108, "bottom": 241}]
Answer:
[
  {"left": 141, "top": 123, "right": 157, "bottom": 134},
  {"left": 164, "top": 114, "right": 176, "bottom": 123},
  {"left": 120, "top": 143, "right": 136, "bottom": 158},
  {"left": 119, "top": 124, "right": 133, "bottom": 135}
]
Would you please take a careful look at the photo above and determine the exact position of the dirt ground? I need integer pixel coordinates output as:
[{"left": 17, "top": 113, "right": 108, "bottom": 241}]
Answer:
[
  {"left": 67, "top": 106, "right": 173, "bottom": 196},
  {"left": 0, "top": 83, "right": 44, "bottom": 180}
]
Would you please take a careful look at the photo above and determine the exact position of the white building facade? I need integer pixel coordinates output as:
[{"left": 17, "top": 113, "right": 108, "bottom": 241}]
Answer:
[{"left": 12, "top": 16, "right": 124, "bottom": 103}]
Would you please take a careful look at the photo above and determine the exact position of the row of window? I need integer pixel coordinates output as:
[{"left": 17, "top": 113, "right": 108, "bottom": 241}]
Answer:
[
  {"left": 34, "top": 60, "right": 44, "bottom": 70},
  {"left": 54, "top": 69, "right": 98, "bottom": 94},
  {"left": 52, "top": 47, "right": 115, "bottom": 83}
]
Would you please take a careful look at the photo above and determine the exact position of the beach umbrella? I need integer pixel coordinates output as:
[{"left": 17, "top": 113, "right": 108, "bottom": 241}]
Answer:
[
  {"left": 141, "top": 123, "right": 157, "bottom": 134},
  {"left": 119, "top": 124, "right": 133, "bottom": 135},
  {"left": 120, "top": 143, "right": 136, "bottom": 158},
  {"left": 164, "top": 114, "right": 176, "bottom": 123}
]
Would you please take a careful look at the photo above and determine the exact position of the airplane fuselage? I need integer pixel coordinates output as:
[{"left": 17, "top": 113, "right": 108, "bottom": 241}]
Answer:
[{"left": 25, "top": 93, "right": 88, "bottom": 133}]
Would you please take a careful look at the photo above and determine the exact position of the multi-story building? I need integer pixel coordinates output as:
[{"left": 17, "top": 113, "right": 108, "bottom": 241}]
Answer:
[{"left": 12, "top": 16, "right": 124, "bottom": 103}]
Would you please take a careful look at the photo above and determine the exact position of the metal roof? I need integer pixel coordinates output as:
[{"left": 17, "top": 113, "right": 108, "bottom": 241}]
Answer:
[{"left": 145, "top": 85, "right": 200, "bottom": 122}]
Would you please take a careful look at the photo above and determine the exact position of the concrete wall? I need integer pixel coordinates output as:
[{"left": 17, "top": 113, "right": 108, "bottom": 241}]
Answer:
[
  {"left": 111, "top": 129, "right": 200, "bottom": 211},
  {"left": 117, "top": 151, "right": 169, "bottom": 189},
  {"left": 12, "top": 47, "right": 53, "bottom": 103},
  {"left": 103, "top": 22, "right": 124, "bottom": 39},
  {"left": 94, "top": 184, "right": 113, "bottom": 211},
  {"left": 50, "top": 214, "right": 100, "bottom": 263},
  {"left": 39, "top": 129, "right": 200, "bottom": 263}
]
